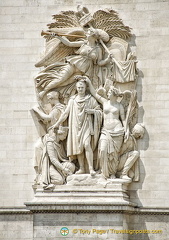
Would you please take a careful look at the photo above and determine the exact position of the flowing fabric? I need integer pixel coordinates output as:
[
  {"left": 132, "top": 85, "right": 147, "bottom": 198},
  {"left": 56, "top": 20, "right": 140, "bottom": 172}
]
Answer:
[
  {"left": 40, "top": 103, "right": 66, "bottom": 186},
  {"left": 42, "top": 134, "right": 68, "bottom": 186},
  {"left": 67, "top": 94, "right": 102, "bottom": 157},
  {"left": 98, "top": 128, "right": 124, "bottom": 178},
  {"left": 110, "top": 60, "right": 137, "bottom": 83},
  {"left": 35, "top": 43, "right": 105, "bottom": 92},
  {"left": 118, "top": 135, "right": 139, "bottom": 181}
]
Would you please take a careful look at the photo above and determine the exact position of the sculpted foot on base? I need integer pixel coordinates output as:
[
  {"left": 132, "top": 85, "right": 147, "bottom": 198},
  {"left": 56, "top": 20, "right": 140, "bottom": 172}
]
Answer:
[
  {"left": 110, "top": 174, "right": 116, "bottom": 179},
  {"left": 120, "top": 174, "right": 131, "bottom": 181},
  {"left": 90, "top": 169, "right": 96, "bottom": 176},
  {"left": 43, "top": 184, "right": 55, "bottom": 190},
  {"left": 75, "top": 168, "right": 85, "bottom": 174}
]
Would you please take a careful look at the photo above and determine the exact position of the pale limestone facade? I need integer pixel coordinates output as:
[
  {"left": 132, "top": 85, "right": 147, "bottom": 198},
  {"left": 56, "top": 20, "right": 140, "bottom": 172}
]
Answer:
[{"left": 1, "top": 0, "right": 169, "bottom": 239}]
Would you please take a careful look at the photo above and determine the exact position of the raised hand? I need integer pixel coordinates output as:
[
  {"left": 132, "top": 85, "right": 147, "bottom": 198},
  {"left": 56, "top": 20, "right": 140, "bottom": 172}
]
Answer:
[
  {"left": 62, "top": 167, "right": 72, "bottom": 176},
  {"left": 32, "top": 106, "right": 39, "bottom": 112},
  {"left": 83, "top": 76, "right": 91, "bottom": 85}
]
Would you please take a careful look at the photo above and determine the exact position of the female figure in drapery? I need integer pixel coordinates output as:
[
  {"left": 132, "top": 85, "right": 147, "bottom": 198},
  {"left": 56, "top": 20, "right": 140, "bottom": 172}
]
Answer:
[
  {"left": 36, "top": 28, "right": 111, "bottom": 99},
  {"left": 34, "top": 8, "right": 132, "bottom": 100},
  {"left": 84, "top": 77, "right": 128, "bottom": 179}
]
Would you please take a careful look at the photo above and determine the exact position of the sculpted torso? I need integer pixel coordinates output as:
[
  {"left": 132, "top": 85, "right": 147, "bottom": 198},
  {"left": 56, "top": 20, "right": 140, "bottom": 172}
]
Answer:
[
  {"left": 32, "top": 6, "right": 143, "bottom": 185},
  {"left": 79, "top": 44, "right": 98, "bottom": 62},
  {"left": 103, "top": 101, "right": 123, "bottom": 131}
]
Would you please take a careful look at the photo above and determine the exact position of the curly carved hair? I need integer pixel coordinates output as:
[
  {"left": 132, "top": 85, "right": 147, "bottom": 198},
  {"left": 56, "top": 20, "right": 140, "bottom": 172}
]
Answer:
[
  {"left": 47, "top": 90, "right": 60, "bottom": 99},
  {"left": 74, "top": 75, "right": 87, "bottom": 88}
]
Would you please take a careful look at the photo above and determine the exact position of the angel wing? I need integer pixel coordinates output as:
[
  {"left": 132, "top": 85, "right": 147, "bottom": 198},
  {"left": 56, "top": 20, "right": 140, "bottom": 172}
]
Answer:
[
  {"left": 121, "top": 90, "right": 138, "bottom": 132},
  {"left": 92, "top": 9, "right": 132, "bottom": 40},
  {"left": 35, "top": 10, "right": 85, "bottom": 68},
  {"left": 120, "top": 90, "right": 131, "bottom": 127},
  {"left": 35, "top": 37, "right": 74, "bottom": 68},
  {"left": 48, "top": 10, "right": 81, "bottom": 29}
]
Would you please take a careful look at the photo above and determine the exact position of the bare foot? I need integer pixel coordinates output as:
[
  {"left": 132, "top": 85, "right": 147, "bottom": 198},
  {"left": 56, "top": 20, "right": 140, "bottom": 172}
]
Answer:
[
  {"left": 43, "top": 184, "right": 55, "bottom": 190},
  {"left": 75, "top": 169, "right": 85, "bottom": 174},
  {"left": 120, "top": 175, "right": 131, "bottom": 181},
  {"left": 90, "top": 169, "right": 96, "bottom": 176},
  {"left": 110, "top": 174, "right": 116, "bottom": 179}
]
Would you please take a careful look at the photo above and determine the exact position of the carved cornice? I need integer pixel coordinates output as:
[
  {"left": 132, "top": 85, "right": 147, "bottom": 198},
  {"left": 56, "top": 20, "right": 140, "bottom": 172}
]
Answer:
[
  {"left": 0, "top": 207, "right": 31, "bottom": 215},
  {"left": 1, "top": 206, "right": 169, "bottom": 215}
]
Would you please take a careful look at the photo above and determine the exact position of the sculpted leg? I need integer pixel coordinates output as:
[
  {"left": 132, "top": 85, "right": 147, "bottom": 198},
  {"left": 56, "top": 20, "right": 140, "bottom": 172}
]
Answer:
[
  {"left": 50, "top": 165, "right": 64, "bottom": 185},
  {"left": 47, "top": 141, "right": 65, "bottom": 171},
  {"left": 99, "top": 139, "right": 110, "bottom": 178},
  {"left": 84, "top": 137, "right": 96, "bottom": 176},
  {"left": 121, "top": 150, "right": 139, "bottom": 180},
  {"left": 39, "top": 64, "right": 76, "bottom": 99},
  {"left": 43, "top": 165, "right": 64, "bottom": 190},
  {"left": 76, "top": 152, "right": 85, "bottom": 174},
  {"left": 33, "top": 137, "right": 43, "bottom": 184}
]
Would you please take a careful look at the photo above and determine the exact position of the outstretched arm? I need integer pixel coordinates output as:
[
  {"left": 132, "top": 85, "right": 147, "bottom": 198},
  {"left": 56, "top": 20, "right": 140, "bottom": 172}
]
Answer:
[
  {"left": 50, "top": 100, "right": 71, "bottom": 130},
  {"left": 54, "top": 35, "right": 84, "bottom": 48},
  {"left": 97, "top": 47, "right": 112, "bottom": 66},
  {"left": 84, "top": 77, "right": 106, "bottom": 105},
  {"left": 32, "top": 106, "right": 53, "bottom": 121}
]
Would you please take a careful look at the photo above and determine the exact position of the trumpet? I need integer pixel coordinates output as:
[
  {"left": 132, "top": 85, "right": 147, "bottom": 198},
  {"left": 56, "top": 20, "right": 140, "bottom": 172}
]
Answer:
[{"left": 41, "top": 30, "right": 85, "bottom": 38}]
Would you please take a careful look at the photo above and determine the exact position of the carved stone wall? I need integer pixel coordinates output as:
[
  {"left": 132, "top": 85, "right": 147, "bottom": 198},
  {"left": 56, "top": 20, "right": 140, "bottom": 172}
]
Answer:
[
  {"left": 1, "top": 0, "right": 169, "bottom": 208},
  {"left": 1, "top": 210, "right": 169, "bottom": 239},
  {"left": 0, "top": 0, "right": 169, "bottom": 239}
]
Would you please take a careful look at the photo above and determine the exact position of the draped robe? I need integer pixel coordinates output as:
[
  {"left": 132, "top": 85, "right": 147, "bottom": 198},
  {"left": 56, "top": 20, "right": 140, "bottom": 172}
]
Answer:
[{"left": 67, "top": 94, "right": 102, "bottom": 157}]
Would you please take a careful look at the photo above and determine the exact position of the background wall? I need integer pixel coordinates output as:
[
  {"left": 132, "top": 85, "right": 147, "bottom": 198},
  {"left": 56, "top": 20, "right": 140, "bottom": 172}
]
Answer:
[{"left": 0, "top": 0, "right": 169, "bottom": 208}]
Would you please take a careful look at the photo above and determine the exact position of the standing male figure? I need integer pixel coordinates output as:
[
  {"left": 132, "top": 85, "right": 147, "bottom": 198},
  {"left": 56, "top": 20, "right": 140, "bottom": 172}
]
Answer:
[{"left": 52, "top": 76, "right": 102, "bottom": 176}]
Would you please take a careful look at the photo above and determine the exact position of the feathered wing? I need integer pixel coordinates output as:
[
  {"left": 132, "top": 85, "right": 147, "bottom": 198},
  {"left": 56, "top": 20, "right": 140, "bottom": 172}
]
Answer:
[
  {"left": 35, "top": 8, "right": 132, "bottom": 68},
  {"left": 124, "top": 90, "right": 138, "bottom": 132},
  {"left": 124, "top": 90, "right": 139, "bottom": 182},
  {"left": 48, "top": 10, "right": 81, "bottom": 29},
  {"left": 35, "top": 37, "right": 75, "bottom": 68},
  {"left": 120, "top": 90, "right": 131, "bottom": 116},
  {"left": 92, "top": 9, "right": 132, "bottom": 40},
  {"left": 35, "top": 10, "right": 85, "bottom": 68}
]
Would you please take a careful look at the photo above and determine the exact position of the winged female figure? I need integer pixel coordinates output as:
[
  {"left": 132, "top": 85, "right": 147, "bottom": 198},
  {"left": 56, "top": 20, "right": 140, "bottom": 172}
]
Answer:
[{"left": 34, "top": 7, "right": 132, "bottom": 100}]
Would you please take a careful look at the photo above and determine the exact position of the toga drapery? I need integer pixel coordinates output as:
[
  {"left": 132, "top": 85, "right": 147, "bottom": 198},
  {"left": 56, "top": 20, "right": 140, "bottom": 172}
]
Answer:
[{"left": 66, "top": 94, "right": 102, "bottom": 157}]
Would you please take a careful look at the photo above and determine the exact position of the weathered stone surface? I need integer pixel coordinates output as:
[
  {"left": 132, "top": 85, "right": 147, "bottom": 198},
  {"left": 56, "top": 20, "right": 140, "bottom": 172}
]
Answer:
[
  {"left": 1, "top": 0, "right": 169, "bottom": 239},
  {"left": 0, "top": 0, "right": 168, "bottom": 208},
  {"left": 26, "top": 176, "right": 134, "bottom": 208}
]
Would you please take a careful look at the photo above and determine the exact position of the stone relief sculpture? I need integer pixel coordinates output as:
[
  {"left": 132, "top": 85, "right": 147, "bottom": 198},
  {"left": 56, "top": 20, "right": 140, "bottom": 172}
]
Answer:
[
  {"left": 85, "top": 78, "right": 126, "bottom": 179},
  {"left": 32, "top": 91, "right": 75, "bottom": 188},
  {"left": 51, "top": 77, "right": 102, "bottom": 176},
  {"left": 36, "top": 27, "right": 111, "bottom": 99},
  {"left": 31, "top": 6, "right": 144, "bottom": 189},
  {"left": 117, "top": 123, "right": 145, "bottom": 181}
]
